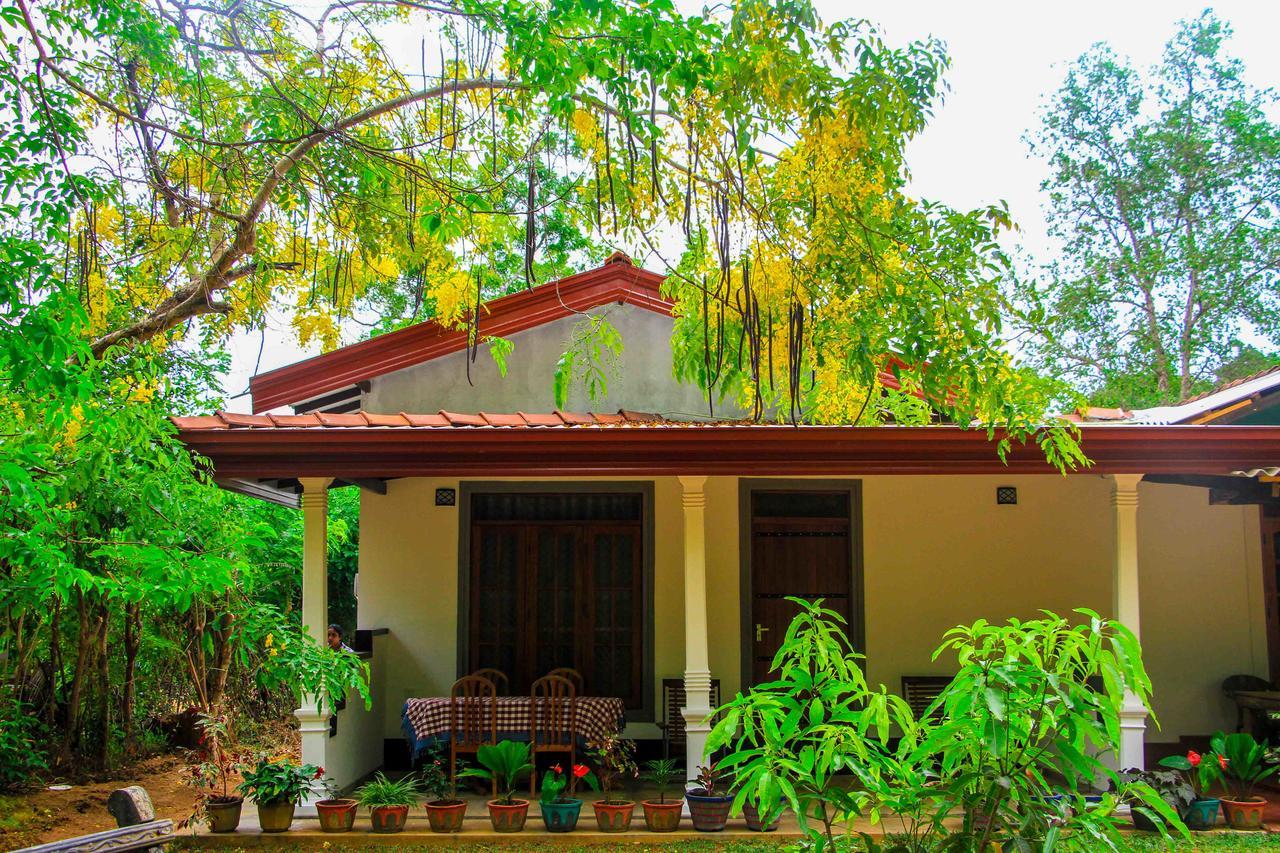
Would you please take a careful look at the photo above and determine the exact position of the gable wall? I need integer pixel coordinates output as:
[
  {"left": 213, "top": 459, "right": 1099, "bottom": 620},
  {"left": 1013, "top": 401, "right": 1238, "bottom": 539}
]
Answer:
[{"left": 362, "top": 304, "right": 742, "bottom": 417}]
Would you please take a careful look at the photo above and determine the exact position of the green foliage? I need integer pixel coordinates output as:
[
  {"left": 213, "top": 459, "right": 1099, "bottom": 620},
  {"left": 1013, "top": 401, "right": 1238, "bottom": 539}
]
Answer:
[
  {"left": 1158, "top": 749, "right": 1223, "bottom": 799},
  {"left": 538, "top": 763, "right": 598, "bottom": 806},
  {"left": 1210, "top": 731, "right": 1279, "bottom": 801},
  {"left": 237, "top": 757, "right": 324, "bottom": 806},
  {"left": 1016, "top": 10, "right": 1280, "bottom": 406},
  {"left": 709, "top": 599, "right": 1186, "bottom": 852},
  {"left": 587, "top": 734, "right": 636, "bottom": 802},
  {"left": 553, "top": 316, "right": 623, "bottom": 409},
  {"left": 641, "top": 758, "right": 681, "bottom": 805},
  {"left": 355, "top": 772, "right": 420, "bottom": 808},
  {"left": 461, "top": 740, "right": 534, "bottom": 805},
  {"left": 0, "top": 689, "right": 48, "bottom": 791},
  {"left": 418, "top": 746, "right": 462, "bottom": 803}
]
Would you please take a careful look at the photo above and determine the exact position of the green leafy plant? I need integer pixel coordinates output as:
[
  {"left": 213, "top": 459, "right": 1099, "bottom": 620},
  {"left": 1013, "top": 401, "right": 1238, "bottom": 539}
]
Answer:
[
  {"left": 1158, "top": 748, "right": 1225, "bottom": 799},
  {"left": 588, "top": 734, "right": 636, "bottom": 804},
  {"left": 1211, "top": 731, "right": 1279, "bottom": 801},
  {"left": 709, "top": 599, "right": 884, "bottom": 847},
  {"left": 688, "top": 763, "right": 726, "bottom": 798},
  {"left": 180, "top": 712, "right": 246, "bottom": 829},
  {"left": 355, "top": 772, "right": 420, "bottom": 808},
  {"left": 418, "top": 746, "right": 463, "bottom": 804},
  {"left": 237, "top": 756, "right": 324, "bottom": 806},
  {"left": 460, "top": 740, "right": 533, "bottom": 805},
  {"left": 1122, "top": 768, "right": 1196, "bottom": 831},
  {"left": 538, "top": 763, "right": 597, "bottom": 805},
  {"left": 0, "top": 690, "right": 47, "bottom": 791},
  {"left": 642, "top": 758, "right": 681, "bottom": 804}
]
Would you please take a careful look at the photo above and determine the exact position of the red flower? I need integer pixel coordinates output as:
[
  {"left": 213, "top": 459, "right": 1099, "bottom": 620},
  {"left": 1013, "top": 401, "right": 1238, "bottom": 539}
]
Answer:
[
  {"left": 313, "top": 767, "right": 325, "bottom": 779},
  {"left": 551, "top": 764, "right": 563, "bottom": 775},
  {"left": 572, "top": 765, "right": 590, "bottom": 779},
  {"left": 1187, "top": 750, "right": 1201, "bottom": 767},
  {"left": 1220, "top": 755, "right": 1229, "bottom": 770}
]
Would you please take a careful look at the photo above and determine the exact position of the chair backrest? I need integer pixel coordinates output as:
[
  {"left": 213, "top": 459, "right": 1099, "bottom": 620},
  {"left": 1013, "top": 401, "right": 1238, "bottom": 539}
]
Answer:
[
  {"left": 901, "top": 675, "right": 952, "bottom": 719},
  {"left": 450, "top": 675, "right": 497, "bottom": 747},
  {"left": 546, "top": 667, "right": 584, "bottom": 693},
  {"left": 471, "top": 668, "right": 510, "bottom": 695},
  {"left": 531, "top": 674, "right": 577, "bottom": 748},
  {"left": 660, "top": 678, "right": 722, "bottom": 747},
  {"left": 1223, "top": 674, "right": 1272, "bottom": 696}
]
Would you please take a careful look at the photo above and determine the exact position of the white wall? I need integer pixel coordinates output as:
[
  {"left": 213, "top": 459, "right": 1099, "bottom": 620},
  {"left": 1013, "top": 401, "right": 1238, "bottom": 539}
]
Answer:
[
  {"left": 357, "top": 474, "right": 1266, "bottom": 749},
  {"left": 363, "top": 305, "right": 741, "bottom": 418}
]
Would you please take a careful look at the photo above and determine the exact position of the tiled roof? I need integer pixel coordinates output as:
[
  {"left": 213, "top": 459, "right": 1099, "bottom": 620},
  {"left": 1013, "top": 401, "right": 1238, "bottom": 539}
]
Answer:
[
  {"left": 172, "top": 409, "right": 675, "bottom": 430},
  {"left": 1182, "top": 364, "right": 1280, "bottom": 405}
]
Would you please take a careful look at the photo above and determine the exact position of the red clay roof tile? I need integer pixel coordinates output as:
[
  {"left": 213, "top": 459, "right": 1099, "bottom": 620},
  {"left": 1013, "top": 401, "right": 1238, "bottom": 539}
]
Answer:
[
  {"left": 517, "top": 412, "right": 566, "bottom": 427},
  {"left": 555, "top": 410, "right": 596, "bottom": 425},
  {"left": 440, "top": 410, "right": 487, "bottom": 427},
  {"left": 403, "top": 413, "right": 451, "bottom": 427}
]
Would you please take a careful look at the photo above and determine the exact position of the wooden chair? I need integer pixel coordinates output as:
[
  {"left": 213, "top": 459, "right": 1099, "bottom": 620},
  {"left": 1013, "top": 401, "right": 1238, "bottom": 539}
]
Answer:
[
  {"left": 471, "top": 667, "right": 510, "bottom": 695},
  {"left": 546, "top": 667, "right": 584, "bottom": 693},
  {"left": 901, "top": 675, "right": 953, "bottom": 721},
  {"left": 657, "top": 677, "right": 721, "bottom": 761},
  {"left": 450, "top": 675, "right": 497, "bottom": 794},
  {"left": 530, "top": 674, "right": 577, "bottom": 796}
]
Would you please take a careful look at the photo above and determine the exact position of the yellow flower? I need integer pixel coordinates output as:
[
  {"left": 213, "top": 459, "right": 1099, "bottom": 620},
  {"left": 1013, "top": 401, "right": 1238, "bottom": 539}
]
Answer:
[{"left": 265, "top": 633, "right": 273, "bottom": 648}]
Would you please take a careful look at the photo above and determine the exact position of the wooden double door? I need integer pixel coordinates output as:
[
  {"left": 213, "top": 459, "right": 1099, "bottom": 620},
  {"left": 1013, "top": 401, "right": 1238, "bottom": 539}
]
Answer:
[
  {"left": 468, "top": 492, "right": 644, "bottom": 707},
  {"left": 745, "top": 486, "right": 861, "bottom": 686}
]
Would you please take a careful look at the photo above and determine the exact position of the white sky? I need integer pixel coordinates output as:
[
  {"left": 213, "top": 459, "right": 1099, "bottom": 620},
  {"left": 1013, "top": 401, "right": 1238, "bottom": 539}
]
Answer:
[{"left": 221, "top": 1, "right": 1280, "bottom": 411}]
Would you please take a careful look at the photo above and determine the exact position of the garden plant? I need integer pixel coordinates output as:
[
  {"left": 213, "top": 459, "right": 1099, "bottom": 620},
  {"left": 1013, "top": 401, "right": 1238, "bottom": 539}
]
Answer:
[
  {"left": 354, "top": 772, "right": 420, "bottom": 834},
  {"left": 461, "top": 740, "right": 535, "bottom": 832}
]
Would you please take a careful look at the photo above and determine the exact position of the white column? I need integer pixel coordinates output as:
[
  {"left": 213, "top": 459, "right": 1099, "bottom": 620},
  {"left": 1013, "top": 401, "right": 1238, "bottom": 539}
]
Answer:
[
  {"left": 296, "top": 476, "right": 333, "bottom": 813},
  {"left": 1110, "top": 473, "right": 1147, "bottom": 771},
  {"left": 678, "top": 475, "right": 714, "bottom": 779}
]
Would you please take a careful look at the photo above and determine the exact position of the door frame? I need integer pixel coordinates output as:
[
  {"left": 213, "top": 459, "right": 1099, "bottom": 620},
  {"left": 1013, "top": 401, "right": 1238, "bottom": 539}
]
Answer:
[
  {"left": 456, "top": 480, "right": 656, "bottom": 722},
  {"left": 737, "top": 478, "right": 865, "bottom": 692},
  {"left": 1262, "top": 509, "right": 1280, "bottom": 686}
]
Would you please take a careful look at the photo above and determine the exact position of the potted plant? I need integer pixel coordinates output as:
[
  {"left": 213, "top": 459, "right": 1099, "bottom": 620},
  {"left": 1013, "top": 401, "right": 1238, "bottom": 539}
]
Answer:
[
  {"left": 355, "top": 772, "right": 419, "bottom": 833},
  {"left": 742, "top": 795, "right": 783, "bottom": 832},
  {"left": 1212, "top": 731, "right": 1278, "bottom": 829},
  {"left": 589, "top": 734, "right": 638, "bottom": 832},
  {"left": 640, "top": 758, "right": 683, "bottom": 832},
  {"left": 420, "top": 747, "right": 467, "bottom": 832},
  {"left": 1158, "top": 748, "right": 1226, "bottom": 829},
  {"left": 538, "top": 763, "right": 597, "bottom": 832},
  {"left": 686, "top": 763, "right": 733, "bottom": 832},
  {"left": 237, "top": 756, "right": 323, "bottom": 833},
  {"left": 1120, "top": 768, "right": 1194, "bottom": 833},
  {"left": 460, "top": 740, "right": 533, "bottom": 832},
  {"left": 180, "top": 712, "right": 245, "bottom": 834},
  {"left": 315, "top": 789, "right": 358, "bottom": 833}
]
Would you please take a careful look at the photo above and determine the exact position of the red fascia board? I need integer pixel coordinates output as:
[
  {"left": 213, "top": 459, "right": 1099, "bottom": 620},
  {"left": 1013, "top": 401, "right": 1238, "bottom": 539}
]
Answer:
[
  {"left": 175, "top": 424, "right": 1280, "bottom": 480},
  {"left": 250, "top": 263, "right": 670, "bottom": 413}
]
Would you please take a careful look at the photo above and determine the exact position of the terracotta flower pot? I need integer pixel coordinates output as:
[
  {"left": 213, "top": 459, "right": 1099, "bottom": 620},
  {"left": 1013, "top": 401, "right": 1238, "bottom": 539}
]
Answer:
[
  {"left": 315, "top": 798, "right": 357, "bottom": 832},
  {"left": 1183, "top": 797, "right": 1221, "bottom": 830},
  {"left": 593, "top": 800, "right": 635, "bottom": 832},
  {"left": 487, "top": 798, "right": 529, "bottom": 833},
  {"left": 369, "top": 804, "right": 410, "bottom": 833},
  {"left": 743, "top": 802, "right": 782, "bottom": 832},
  {"left": 205, "top": 796, "right": 243, "bottom": 833},
  {"left": 1220, "top": 797, "right": 1266, "bottom": 830},
  {"left": 255, "top": 800, "right": 295, "bottom": 833},
  {"left": 540, "top": 798, "right": 582, "bottom": 832},
  {"left": 425, "top": 799, "right": 467, "bottom": 833},
  {"left": 686, "top": 789, "right": 732, "bottom": 832},
  {"left": 642, "top": 799, "right": 682, "bottom": 832}
]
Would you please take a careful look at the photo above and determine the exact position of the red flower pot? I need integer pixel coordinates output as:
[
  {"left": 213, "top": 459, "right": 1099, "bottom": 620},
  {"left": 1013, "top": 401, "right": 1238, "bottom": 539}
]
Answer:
[
  {"left": 487, "top": 798, "right": 529, "bottom": 833},
  {"left": 369, "top": 804, "right": 410, "bottom": 833},
  {"left": 1220, "top": 797, "right": 1266, "bottom": 830},
  {"left": 743, "top": 802, "right": 782, "bottom": 832},
  {"left": 425, "top": 799, "right": 467, "bottom": 833},
  {"left": 642, "top": 799, "right": 682, "bottom": 832},
  {"left": 593, "top": 800, "right": 635, "bottom": 832},
  {"left": 315, "top": 798, "right": 357, "bottom": 832}
]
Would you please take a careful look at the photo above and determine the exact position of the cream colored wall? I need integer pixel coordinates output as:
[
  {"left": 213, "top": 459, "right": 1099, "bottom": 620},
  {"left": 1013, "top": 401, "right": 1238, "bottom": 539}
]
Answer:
[{"left": 358, "top": 473, "right": 1265, "bottom": 747}]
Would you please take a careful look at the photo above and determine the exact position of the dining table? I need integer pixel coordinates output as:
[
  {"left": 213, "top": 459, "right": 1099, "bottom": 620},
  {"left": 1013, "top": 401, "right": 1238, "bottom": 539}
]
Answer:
[
  {"left": 401, "top": 695, "right": 626, "bottom": 761},
  {"left": 1229, "top": 689, "right": 1280, "bottom": 736}
]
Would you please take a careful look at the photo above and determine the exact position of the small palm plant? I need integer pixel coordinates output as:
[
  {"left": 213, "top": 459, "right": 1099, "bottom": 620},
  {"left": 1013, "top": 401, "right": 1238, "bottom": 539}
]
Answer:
[
  {"left": 461, "top": 740, "right": 533, "bottom": 805},
  {"left": 1213, "top": 731, "right": 1278, "bottom": 801},
  {"left": 643, "top": 758, "right": 680, "bottom": 804}
]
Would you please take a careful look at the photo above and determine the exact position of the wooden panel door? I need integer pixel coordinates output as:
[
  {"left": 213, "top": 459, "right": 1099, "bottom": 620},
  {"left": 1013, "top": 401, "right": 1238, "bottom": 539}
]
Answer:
[
  {"left": 1264, "top": 514, "right": 1280, "bottom": 685},
  {"left": 749, "top": 493, "right": 855, "bottom": 686}
]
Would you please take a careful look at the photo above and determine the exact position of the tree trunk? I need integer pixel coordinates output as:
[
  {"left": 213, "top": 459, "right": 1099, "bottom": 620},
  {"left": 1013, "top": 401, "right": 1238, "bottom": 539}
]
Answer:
[
  {"left": 46, "top": 599, "right": 61, "bottom": 727},
  {"left": 59, "top": 592, "right": 97, "bottom": 763},
  {"left": 95, "top": 602, "right": 110, "bottom": 770},
  {"left": 122, "top": 601, "right": 141, "bottom": 755}
]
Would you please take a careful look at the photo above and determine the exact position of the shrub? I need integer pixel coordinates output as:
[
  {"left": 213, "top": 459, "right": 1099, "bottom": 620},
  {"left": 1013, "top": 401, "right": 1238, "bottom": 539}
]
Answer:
[{"left": 0, "top": 692, "right": 47, "bottom": 791}]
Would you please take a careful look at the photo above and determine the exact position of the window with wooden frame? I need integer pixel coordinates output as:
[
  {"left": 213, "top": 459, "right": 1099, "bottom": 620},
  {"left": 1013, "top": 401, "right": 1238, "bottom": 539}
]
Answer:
[{"left": 467, "top": 492, "right": 644, "bottom": 708}]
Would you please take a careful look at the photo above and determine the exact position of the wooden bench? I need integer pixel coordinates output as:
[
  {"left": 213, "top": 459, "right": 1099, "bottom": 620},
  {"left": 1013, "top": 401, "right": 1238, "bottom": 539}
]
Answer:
[
  {"left": 11, "top": 819, "right": 173, "bottom": 853},
  {"left": 901, "top": 675, "right": 952, "bottom": 719}
]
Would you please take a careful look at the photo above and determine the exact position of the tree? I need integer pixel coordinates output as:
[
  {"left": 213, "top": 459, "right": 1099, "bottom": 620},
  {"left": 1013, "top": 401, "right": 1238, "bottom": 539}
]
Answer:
[
  {"left": 1016, "top": 11, "right": 1280, "bottom": 407},
  {"left": 4, "top": 0, "right": 1075, "bottom": 460}
]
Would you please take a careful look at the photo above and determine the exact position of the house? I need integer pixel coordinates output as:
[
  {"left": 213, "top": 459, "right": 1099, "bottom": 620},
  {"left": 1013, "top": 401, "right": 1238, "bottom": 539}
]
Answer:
[{"left": 173, "top": 254, "right": 1280, "bottom": 797}]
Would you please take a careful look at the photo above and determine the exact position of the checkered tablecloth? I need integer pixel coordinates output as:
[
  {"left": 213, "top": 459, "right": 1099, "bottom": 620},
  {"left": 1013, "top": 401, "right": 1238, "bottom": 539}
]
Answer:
[{"left": 401, "top": 696, "right": 626, "bottom": 760}]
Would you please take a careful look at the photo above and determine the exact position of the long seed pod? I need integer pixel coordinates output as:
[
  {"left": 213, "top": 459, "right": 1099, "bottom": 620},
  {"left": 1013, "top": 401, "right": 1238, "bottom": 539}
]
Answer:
[{"left": 524, "top": 158, "right": 536, "bottom": 290}]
